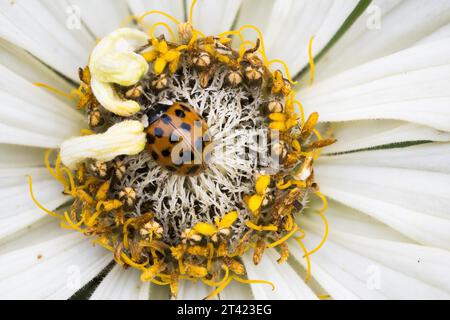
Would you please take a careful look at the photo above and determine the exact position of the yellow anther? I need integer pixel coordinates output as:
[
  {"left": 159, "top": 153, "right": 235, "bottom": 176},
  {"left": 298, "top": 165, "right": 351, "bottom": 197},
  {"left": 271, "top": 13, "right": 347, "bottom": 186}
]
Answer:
[
  {"left": 216, "top": 211, "right": 239, "bottom": 229},
  {"left": 248, "top": 194, "right": 264, "bottom": 213},
  {"left": 193, "top": 222, "right": 217, "bottom": 237},
  {"left": 184, "top": 263, "right": 208, "bottom": 278},
  {"left": 269, "top": 113, "right": 286, "bottom": 122},
  {"left": 292, "top": 139, "right": 301, "bottom": 152},
  {"left": 255, "top": 175, "right": 270, "bottom": 195},
  {"left": 96, "top": 180, "right": 110, "bottom": 201}
]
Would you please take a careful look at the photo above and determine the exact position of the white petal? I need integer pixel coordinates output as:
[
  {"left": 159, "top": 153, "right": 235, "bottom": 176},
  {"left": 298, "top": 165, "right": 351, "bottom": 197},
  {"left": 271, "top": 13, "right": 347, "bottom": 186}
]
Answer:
[
  {"left": 0, "top": 233, "right": 111, "bottom": 299},
  {"left": 0, "top": 91, "right": 83, "bottom": 148},
  {"left": 290, "top": 232, "right": 450, "bottom": 299},
  {"left": 323, "top": 120, "right": 450, "bottom": 154},
  {"left": 294, "top": 202, "right": 450, "bottom": 298},
  {"left": 219, "top": 281, "right": 253, "bottom": 300},
  {"left": 236, "top": 0, "right": 359, "bottom": 76},
  {"left": 242, "top": 250, "right": 317, "bottom": 300},
  {"left": 0, "top": 168, "right": 69, "bottom": 241},
  {"left": 177, "top": 280, "right": 214, "bottom": 300},
  {"left": 0, "top": 39, "right": 74, "bottom": 103},
  {"left": 90, "top": 265, "right": 148, "bottom": 300},
  {"left": 0, "top": 0, "right": 94, "bottom": 81},
  {"left": 300, "top": 38, "right": 450, "bottom": 131},
  {"left": 0, "top": 64, "right": 84, "bottom": 123},
  {"left": 186, "top": 0, "right": 242, "bottom": 36},
  {"left": 315, "top": 162, "right": 450, "bottom": 249},
  {"left": 314, "top": 0, "right": 450, "bottom": 81},
  {"left": 416, "top": 23, "right": 450, "bottom": 45},
  {"left": 127, "top": 0, "right": 184, "bottom": 39},
  {"left": 0, "top": 216, "right": 67, "bottom": 254},
  {"left": 320, "top": 142, "right": 450, "bottom": 173},
  {"left": 0, "top": 144, "right": 45, "bottom": 169},
  {"left": 66, "top": 0, "right": 130, "bottom": 38}
]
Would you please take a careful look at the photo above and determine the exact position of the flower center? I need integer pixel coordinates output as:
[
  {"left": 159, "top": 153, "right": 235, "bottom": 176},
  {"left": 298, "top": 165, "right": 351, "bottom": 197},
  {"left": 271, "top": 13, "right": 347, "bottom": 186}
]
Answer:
[{"left": 30, "top": 1, "right": 337, "bottom": 299}]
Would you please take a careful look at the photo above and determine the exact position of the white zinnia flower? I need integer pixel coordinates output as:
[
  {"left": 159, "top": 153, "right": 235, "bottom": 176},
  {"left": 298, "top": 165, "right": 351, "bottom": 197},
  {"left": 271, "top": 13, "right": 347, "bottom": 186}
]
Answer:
[{"left": 1, "top": 0, "right": 450, "bottom": 300}]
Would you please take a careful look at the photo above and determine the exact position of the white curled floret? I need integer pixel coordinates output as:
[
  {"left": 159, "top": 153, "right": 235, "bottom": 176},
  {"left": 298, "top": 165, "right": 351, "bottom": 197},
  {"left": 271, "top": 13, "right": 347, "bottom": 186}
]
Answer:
[
  {"left": 89, "top": 28, "right": 149, "bottom": 116},
  {"left": 60, "top": 120, "right": 146, "bottom": 169}
]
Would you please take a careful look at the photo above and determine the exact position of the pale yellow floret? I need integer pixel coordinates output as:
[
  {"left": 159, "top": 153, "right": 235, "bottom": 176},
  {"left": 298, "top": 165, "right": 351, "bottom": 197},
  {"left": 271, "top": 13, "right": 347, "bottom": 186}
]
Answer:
[
  {"left": 89, "top": 28, "right": 149, "bottom": 116},
  {"left": 60, "top": 120, "right": 146, "bottom": 170}
]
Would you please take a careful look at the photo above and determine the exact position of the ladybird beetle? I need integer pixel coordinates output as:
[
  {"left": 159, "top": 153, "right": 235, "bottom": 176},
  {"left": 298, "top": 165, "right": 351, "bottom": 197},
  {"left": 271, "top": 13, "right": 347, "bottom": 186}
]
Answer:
[{"left": 146, "top": 102, "right": 212, "bottom": 176}]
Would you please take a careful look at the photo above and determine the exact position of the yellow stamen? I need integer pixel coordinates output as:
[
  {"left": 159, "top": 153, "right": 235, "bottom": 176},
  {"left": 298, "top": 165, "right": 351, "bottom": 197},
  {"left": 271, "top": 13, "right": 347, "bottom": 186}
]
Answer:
[
  {"left": 308, "top": 36, "right": 315, "bottom": 85},
  {"left": 138, "top": 10, "right": 181, "bottom": 26},
  {"left": 121, "top": 253, "right": 149, "bottom": 270},
  {"left": 61, "top": 211, "right": 83, "bottom": 231},
  {"left": 204, "top": 276, "right": 233, "bottom": 300},
  {"left": 267, "top": 59, "right": 298, "bottom": 85},
  {"left": 293, "top": 100, "right": 306, "bottom": 126},
  {"left": 245, "top": 220, "right": 278, "bottom": 232},
  {"left": 238, "top": 25, "right": 268, "bottom": 64},
  {"left": 28, "top": 175, "right": 62, "bottom": 220},
  {"left": 202, "top": 265, "right": 230, "bottom": 287},
  {"left": 189, "top": 0, "right": 198, "bottom": 25},
  {"left": 232, "top": 275, "right": 275, "bottom": 291},
  {"left": 294, "top": 237, "right": 311, "bottom": 283},
  {"left": 149, "top": 22, "right": 176, "bottom": 40},
  {"left": 305, "top": 191, "right": 329, "bottom": 257},
  {"left": 267, "top": 224, "right": 298, "bottom": 249},
  {"left": 61, "top": 167, "right": 76, "bottom": 195},
  {"left": 33, "top": 82, "right": 78, "bottom": 100},
  {"left": 123, "top": 217, "right": 136, "bottom": 250}
]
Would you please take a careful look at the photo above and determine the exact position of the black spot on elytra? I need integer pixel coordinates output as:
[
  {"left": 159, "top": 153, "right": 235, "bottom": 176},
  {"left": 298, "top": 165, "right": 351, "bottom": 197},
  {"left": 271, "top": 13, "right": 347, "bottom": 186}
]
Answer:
[
  {"left": 187, "top": 165, "right": 201, "bottom": 175},
  {"left": 148, "top": 103, "right": 170, "bottom": 125},
  {"left": 175, "top": 109, "right": 186, "bottom": 118},
  {"left": 162, "top": 148, "right": 171, "bottom": 157},
  {"left": 147, "top": 134, "right": 155, "bottom": 144},
  {"left": 181, "top": 123, "right": 191, "bottom": 131},
  {"left": 181, "top": 105, "right": 191, "bottom": 112},
  {"left": 166, "top": 166, "right": 177, "bottom": 172},
  {"left": 154, "top": 127, "right": 164, "bottom": 138},
  {"left": 161, "top": 114, "right": 172, "bottom": 124},
  {"left": 151, "top": 151, "right": 159, "bottom": 161}
]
